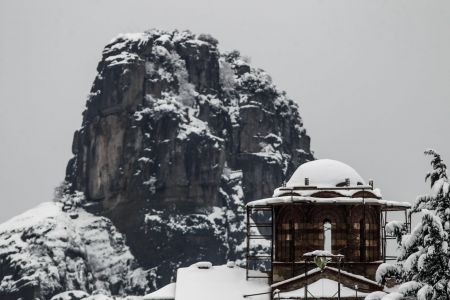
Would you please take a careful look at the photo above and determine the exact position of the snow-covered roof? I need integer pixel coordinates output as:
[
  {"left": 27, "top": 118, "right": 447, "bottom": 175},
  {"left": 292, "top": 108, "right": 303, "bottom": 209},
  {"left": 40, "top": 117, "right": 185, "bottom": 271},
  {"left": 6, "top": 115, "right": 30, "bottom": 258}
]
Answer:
[
  {"left": 276, "top": 278, "right": 369, "bottom": 298},
  {"left": 286, "top": 159, "right": 365, "bottom": 188},
  {"left": 143, "top": 283, "right": 176, "bottom": 300},
  {"left": 175, "top": 263, "right": 270, "bottom": 300},
  {"left": 249, "top": 159, "right": 413, "bottom": 209},
  {"left": 273, "top": 185, "right": 382, "bottom": 198},
  {"left": 247, "top": 195, "right": 411, "bottom": 210}
]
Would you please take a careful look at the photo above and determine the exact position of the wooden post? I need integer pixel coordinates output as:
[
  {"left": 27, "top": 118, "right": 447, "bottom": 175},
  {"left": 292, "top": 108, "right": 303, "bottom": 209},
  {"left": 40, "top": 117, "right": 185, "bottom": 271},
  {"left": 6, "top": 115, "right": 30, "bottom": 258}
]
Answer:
[
  {"left": 338, "top": 257, "right": 341, "bottom": 300},
  {"left": 362, "top": 190, "right": 366, "bottom": 262},
  {"left": 383, "top": 209, "right": 387, "bottom": 263},
  {"left": 271, "top": 206, "right": 274, "bottom": 284},
  {"left": 291, "top": 219, "right": 295, "bottom": 278},
  {"left": 304, "top": 258, "right": 308, "bottom": 300},
  {"left": 246, "top": 206, "right": 250, "bottom": 280},
  {"left": 290, "top": 203, "right": 295, "bottom": 278},
  {"left": 405, "top": 209, "right": 410, "bottom": 232},
  {"left": 379, "top": 207, "right": 383, "bottom": 261}
]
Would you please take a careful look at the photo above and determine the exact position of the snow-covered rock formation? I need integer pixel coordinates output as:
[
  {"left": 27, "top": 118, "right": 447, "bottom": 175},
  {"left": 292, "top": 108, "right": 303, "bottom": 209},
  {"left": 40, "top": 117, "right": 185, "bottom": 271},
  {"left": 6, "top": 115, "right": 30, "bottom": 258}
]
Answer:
[
  {"left": 0, "top": 202, "right": 147, "bottom": 300},
  {"left": 0, "top": 29, "right": 314, "bottom": 299},
  {"left": 63, "top": 29, "right": 314, "bottom": 290}
]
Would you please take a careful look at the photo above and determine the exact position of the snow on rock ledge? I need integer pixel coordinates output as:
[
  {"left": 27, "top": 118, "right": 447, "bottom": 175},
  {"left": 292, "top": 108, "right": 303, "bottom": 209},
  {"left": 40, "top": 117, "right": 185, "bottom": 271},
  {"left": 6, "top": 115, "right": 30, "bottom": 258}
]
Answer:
[
  {"left": 0, "top": 202, "right": 148, "bottom": 300},
  {"left": 50, "top": 290, "right": 90, "bottom": 300}
]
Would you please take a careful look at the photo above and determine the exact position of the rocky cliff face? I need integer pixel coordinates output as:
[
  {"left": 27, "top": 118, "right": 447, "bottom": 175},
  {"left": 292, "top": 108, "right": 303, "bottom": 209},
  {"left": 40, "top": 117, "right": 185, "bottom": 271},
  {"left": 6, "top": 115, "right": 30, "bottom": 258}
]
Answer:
[
  {"left": 63, "top": 29, "right": 314, "bottom": 290},
  {"left": 0, "top": 202, "right": 147, "bottom": 300}
]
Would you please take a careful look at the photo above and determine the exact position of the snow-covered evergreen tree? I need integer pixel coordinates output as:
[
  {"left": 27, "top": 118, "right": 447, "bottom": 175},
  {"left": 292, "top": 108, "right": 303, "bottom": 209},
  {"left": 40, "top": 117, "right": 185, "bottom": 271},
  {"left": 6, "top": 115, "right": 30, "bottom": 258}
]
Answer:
[
  {"left": 413, "top": 150, "right": 450, "bottom": 226},
  {"left": 371, "top": 150, "right": 450, "bottom": 300}
]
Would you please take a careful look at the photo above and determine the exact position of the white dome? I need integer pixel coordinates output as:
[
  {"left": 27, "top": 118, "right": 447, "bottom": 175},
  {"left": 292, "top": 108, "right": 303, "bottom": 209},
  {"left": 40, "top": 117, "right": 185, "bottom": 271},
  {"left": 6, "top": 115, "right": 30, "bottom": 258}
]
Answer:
[{"left": 286, "top": 159, "right": 365, "bottom": 188}]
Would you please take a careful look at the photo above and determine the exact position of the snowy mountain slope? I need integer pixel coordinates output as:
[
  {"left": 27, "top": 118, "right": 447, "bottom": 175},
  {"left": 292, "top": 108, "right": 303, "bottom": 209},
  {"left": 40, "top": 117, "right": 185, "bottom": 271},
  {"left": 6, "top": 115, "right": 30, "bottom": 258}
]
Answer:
[
  {"left": 0, "top": 202, "right": 148, "bottom": 300},
  {"left": 61, "top": 29, "right": 314, "bottom": 290}
]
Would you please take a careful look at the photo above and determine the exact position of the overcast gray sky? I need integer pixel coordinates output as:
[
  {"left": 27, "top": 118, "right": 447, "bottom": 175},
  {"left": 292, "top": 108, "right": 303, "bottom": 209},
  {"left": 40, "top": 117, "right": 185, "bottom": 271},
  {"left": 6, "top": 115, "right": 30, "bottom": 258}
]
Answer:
[{"left": 0, "top": 0, "right": 449, "bottom": 223}]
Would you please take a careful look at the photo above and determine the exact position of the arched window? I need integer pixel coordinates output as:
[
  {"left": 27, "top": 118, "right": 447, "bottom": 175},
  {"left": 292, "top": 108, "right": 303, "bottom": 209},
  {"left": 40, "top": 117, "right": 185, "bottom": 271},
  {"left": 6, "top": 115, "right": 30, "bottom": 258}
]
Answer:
[{"left": 323, "top": 219, "right": 332, "bottom": 252}]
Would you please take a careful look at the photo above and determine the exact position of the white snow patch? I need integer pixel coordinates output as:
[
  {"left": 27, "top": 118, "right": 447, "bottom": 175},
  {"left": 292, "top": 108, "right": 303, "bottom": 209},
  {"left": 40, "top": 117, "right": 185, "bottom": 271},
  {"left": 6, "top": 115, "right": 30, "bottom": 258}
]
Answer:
[
  {"left": 375, "top": 263, "right": 398, "bottom": 283},
  {"left": 381, "top": 292, "right": 403, "bottom": 300},
  {"left": 397, "top": 281, "right": 423, "bottom": 296},
  {"left": 83, "top": 294, "right": 113, "bottom": 300},
  {"left": 385, "top": 221, "right": 404, "bottom": 236},
  {"left": 0, "top": 202, "right": 62, "bottom": 233},
  {"left": 50, "top": 290, "right": 90, "bottom": 300},
  {"left": 402, "top": 251, "right": 420, "bottom": 273},
  {"left": 175, "top": 264, "right": 270, "bottom": 300},
  {"left": 111, "top": 33, "right": 147, "bottom": 44},
  {"left": 105, "top": 52, "right": 142, "bottom": 67},
  {"left": 365, "top": 291, "right": 387, "bottom": 300},
  {"left": 303, "top": 250, "right": 343, "bottom": 257},
  {"left": 194, "top": 261, "right": 213, "bottom": 269},
  {"left": 417, "top": 284, "right": 433, "bottom": 300},
  {"left": 143, "top": 282, "right": 176, "bottom": 300}
]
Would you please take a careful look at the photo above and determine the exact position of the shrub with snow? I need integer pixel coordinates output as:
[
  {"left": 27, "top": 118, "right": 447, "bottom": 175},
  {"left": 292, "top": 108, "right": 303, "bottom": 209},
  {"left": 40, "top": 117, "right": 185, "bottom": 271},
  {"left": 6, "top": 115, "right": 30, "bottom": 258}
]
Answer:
[
  {"left": 375, "top": 263, "right": 400, "bottom": 285},
  {"left": 397, "top": 281, "right": 424, "bottom": 297},
  {"left": 417, "top": 284, "right": 433, "bottom": 300}
]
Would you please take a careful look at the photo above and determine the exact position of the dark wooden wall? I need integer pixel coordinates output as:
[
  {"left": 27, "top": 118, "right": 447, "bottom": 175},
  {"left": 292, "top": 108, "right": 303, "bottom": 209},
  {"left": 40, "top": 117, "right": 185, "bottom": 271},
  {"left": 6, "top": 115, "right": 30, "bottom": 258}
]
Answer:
[{"left": 274, "top": 204, "right": 381, "bottom": 262}]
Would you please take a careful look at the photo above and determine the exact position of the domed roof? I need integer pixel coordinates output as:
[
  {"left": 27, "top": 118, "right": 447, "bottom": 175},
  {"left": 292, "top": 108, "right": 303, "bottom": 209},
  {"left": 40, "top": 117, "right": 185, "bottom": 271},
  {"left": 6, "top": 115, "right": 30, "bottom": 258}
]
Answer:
[{"left": 286, "top": 159, "right": 365, "bottom": 188}]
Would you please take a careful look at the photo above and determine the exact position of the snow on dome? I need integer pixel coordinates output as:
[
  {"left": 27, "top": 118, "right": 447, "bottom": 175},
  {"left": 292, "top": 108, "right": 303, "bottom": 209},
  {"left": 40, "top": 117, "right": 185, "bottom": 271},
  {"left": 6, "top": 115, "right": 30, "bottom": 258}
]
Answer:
[{"left": 286, "top": 159, "right": 365, "bottom": 188}]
